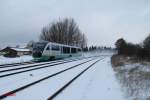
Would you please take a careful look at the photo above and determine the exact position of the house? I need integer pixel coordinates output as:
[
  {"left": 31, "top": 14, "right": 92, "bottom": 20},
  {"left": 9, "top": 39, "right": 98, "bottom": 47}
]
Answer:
[{"left": 0, "top": 47, "right": 32, "bottom": 57}]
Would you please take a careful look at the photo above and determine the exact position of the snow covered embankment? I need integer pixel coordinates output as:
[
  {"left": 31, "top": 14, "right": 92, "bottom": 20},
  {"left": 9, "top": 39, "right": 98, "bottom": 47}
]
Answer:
[{"left": 111, "top": 55, "right": 150, "bottom": 100}]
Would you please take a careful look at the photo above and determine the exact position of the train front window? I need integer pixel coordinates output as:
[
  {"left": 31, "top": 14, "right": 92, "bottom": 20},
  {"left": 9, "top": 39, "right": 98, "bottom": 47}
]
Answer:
[
  {"left": 32, "top": 42, "right": 48, "bottom": 57},
  {"left": 33, "top": 42, "right": 48, "bottom": 52}
]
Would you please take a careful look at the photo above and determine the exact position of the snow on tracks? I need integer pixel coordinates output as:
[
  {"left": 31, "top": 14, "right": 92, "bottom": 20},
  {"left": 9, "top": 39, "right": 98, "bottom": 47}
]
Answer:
[
  {"left": 0, "top": 56, "right": 101, "bottom": 99},
  {"left": 0, "top": 56, "right": 96, "bottom": 78}
]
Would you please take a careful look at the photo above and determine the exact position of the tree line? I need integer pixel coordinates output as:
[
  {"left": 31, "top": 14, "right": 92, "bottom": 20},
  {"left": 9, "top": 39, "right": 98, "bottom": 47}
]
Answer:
[
  {"left": 115, "top": 34, "right": 150, "bottom": 59},
  {"left": 83, "top": 46, "right": 114, "bottom": 52}
]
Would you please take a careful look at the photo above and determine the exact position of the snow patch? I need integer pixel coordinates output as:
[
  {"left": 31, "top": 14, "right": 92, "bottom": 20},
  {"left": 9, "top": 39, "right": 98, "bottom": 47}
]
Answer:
[{"left": 0, "top": 55, "right": 33, "bottom": 64}]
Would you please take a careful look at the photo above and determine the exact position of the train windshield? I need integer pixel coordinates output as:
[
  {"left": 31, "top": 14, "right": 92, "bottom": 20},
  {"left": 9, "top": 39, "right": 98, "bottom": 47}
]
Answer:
[{"left": 33, "top": 42, "right": 48, "bottom": 52}]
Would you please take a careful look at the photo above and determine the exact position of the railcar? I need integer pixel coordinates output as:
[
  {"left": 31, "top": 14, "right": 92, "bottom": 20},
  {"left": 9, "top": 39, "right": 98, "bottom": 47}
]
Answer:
[{"left": 32, "top": 41, "right": 82, "bottom": 61}]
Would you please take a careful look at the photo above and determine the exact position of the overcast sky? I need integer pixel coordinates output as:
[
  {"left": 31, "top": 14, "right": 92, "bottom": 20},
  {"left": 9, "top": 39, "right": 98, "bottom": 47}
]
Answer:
[{"left": 0, "top": 0, "right": 150, "bottom": 47}]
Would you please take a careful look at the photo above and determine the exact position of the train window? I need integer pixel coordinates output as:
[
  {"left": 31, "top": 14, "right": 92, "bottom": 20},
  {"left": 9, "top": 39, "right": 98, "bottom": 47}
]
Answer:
[
  {"left": 71, "top": 48, "right": 77, "bottom": 53},
  {"left": 63, "top": 47, "right": 70, "bottom": 53},
  {"left": 51, "top": 45, "right": 60, "bottom": 51},
  {"left": 46, "top": 46, "right": 50, "bottom": 50},
  {"left": 78, "top": 48, "right": 81, "bottom": 52}
]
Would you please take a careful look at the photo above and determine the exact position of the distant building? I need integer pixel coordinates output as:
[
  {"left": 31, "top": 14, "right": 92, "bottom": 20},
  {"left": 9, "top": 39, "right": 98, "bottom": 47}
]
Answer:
[{"left": 0, "top": 47, "right": 32, "bottom": 57}]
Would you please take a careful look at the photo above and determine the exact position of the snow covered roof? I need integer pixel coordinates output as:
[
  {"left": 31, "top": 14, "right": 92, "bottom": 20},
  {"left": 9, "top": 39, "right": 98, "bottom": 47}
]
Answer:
[
  {"left": 0, "top": 47, "right": 31, "bottom": 52},
  {"left": 10, "top": 47, "right": 31, "bottom": 52}
]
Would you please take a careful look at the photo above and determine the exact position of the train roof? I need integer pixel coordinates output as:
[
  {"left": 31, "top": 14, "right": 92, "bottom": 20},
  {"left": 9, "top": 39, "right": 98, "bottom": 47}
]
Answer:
[
  {"left": 37, "top": 41, "right": 81, "bottom": 49},
  {"left": 48, "top": 42, "right": 81, "bottom": 49}
]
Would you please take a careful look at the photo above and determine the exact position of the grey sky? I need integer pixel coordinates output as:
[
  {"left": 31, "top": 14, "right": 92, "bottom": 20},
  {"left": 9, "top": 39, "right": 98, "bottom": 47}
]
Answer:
[{"left": 0, "top": 0, "right": 150, "bottom": 47}]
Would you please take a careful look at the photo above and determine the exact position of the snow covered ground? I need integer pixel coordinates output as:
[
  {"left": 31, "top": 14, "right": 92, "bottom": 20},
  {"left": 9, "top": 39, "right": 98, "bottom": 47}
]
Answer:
[
  {"left": 0, "top": 55, "right": 33, "bottom": 65},
  {"left": 0, "top": 58, "right": 94, "bottom": 96},
  {"left": 0, "top": 52, "right": 125, "bottom": 100},
  {"left": 111, "top": 55, "right": 150, "bottom": 100},
  {"left": 114, "top": 61, "right": 150, "bottom": 100},
  {"left": 55, "top": 57, "right": 124, "bottom": 100}
]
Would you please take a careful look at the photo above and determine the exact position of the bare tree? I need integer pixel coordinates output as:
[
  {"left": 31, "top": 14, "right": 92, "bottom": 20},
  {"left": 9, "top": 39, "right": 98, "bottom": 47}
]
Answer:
[
  {"left": 115, "top": 38, "right": 127, "bottom": 55},
  {"left": 40, "top": 18, "right": 87, "bottom": 48},
  {"left": 142, "top": 34, "right": 150, "bottom": 58},
  {"left": 143, "top": 34, "right": 150, "bottom": 49},
  {"left": 115, "top": 38, "right": 142, "bottom": 56}
]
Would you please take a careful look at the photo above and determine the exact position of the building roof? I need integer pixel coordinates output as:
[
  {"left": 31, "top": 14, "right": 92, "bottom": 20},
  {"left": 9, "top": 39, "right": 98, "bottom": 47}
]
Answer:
[
  {"left": 0, "top": 47, "right": 31, "bottom": 52},
  {"left": 10, "top": 47, "right": 30, "bottom": 52}
]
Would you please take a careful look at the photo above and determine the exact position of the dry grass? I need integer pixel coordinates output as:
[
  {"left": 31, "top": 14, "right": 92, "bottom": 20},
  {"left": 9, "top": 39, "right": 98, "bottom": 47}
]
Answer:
[
  {"left": 111, "top": 54, "right": 150, "bottom": 100},
  {"left": 111, "top": 55, "right": 125, "bottom": 67}
]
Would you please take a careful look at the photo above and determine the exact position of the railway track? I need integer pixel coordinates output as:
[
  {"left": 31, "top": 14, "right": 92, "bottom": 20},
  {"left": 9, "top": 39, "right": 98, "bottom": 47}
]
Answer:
[
  {"left": 0, "top": 56, "right": 99, "bottom": 78},
  {"left": 0, "top": 56, "right": 100, "bottom": 69},
  {"left": 48, "top": 59, "right": 101, "bottom": 100},
  {"left": 0, "top": 58, "right": 84, "bottom": 72},
  {"left": 0, "top": 61, "right": 35, "bottom": 68},
  {"left": 0, "top": 56, "right": 89, "bottom": 68},
  {"left": 0, "top": 56, "right": 103, "bottom": 99},
  {"left": 0, "top": 59, "right": 72, "bottom": 69}
]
